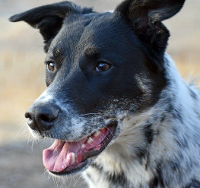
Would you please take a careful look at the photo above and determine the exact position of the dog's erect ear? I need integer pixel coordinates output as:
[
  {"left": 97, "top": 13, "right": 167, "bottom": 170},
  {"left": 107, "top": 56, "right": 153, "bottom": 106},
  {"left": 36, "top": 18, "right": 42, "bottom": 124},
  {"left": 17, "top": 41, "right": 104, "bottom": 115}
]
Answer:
[
  {"left": 115, "top": 0, "right": 185, "bottom": 71},
  {"left": 9, "top": 1, "right": 93, "bottom": 52}
]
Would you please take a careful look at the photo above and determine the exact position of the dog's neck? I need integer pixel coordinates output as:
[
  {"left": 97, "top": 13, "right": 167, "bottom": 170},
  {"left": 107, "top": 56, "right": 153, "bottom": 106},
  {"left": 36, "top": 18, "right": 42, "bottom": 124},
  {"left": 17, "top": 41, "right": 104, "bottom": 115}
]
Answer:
[{"left": 83, "top": 55, "right": 200, "bottom": 188}]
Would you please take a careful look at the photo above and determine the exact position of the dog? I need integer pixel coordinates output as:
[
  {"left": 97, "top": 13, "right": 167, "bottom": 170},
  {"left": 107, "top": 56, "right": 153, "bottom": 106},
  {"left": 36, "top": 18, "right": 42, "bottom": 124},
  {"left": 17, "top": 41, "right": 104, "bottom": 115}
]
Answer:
[{"left": 9, "top": 0, "right": 200, "bottom": 187}]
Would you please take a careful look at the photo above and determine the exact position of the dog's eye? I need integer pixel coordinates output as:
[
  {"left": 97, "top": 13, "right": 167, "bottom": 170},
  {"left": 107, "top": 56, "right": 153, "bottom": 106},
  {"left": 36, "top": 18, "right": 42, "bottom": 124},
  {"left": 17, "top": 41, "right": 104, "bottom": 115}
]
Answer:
[
  {"left": 47, "top": 62, "right": 56, "bottom": 72},
  {"left": 96, "top": 62, "right": 111, "bottom": 72}
]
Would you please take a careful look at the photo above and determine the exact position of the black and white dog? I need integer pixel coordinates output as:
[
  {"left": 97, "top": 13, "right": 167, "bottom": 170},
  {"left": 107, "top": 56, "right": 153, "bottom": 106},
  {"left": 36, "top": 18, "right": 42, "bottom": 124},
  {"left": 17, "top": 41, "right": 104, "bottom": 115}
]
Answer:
[{"left": 10, "top": 0, "right": 200, "bottom": 187}]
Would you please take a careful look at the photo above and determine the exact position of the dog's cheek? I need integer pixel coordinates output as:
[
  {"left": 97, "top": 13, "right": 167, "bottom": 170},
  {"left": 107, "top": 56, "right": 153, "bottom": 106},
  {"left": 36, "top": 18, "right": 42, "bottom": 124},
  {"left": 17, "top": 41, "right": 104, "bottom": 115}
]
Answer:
[{"left": 45, "top": 69, "right": 55, "bottom": 87}]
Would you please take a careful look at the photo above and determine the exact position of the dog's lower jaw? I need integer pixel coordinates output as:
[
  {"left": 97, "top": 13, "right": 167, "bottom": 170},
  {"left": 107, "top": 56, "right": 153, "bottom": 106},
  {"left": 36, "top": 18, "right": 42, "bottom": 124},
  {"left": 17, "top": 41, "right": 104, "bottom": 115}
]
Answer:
[
  {"left": 42, "top": 121, "right": 119, "bottom": 176},
  {"left": 83, "top": 117, "right": 154, "bottom": 188}
]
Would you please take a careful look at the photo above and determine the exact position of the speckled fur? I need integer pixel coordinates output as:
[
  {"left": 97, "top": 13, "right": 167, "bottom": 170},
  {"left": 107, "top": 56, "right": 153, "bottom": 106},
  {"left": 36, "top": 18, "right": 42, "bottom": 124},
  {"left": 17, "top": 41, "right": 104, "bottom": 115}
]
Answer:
[{"left": 83, "top": 55, "right": 200, "bottom": 188}]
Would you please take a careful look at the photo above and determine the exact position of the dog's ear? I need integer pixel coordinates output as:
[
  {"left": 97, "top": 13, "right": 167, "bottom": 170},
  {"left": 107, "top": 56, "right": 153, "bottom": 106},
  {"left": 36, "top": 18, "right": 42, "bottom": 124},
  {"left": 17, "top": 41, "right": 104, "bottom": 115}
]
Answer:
[
  {"left": 9, "top": 1, "right": 93, "bottom": 52},
  {"left": 114, "top": 0, "right": 185, "bottom": 71}
]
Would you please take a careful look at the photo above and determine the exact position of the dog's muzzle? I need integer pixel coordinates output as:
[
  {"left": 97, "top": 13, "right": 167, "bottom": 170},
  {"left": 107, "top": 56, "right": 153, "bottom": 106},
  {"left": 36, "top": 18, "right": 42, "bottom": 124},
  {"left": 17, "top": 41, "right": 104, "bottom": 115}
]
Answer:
[{"left": 25, "top": 101, "right": 60, "bottom": 132}]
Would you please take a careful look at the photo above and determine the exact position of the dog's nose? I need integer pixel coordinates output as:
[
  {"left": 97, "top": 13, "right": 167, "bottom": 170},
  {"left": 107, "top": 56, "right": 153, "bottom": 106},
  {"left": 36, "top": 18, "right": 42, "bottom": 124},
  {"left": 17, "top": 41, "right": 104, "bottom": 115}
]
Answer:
[{"left": 25, "top": 103, "right": 60, "bottom": 132}]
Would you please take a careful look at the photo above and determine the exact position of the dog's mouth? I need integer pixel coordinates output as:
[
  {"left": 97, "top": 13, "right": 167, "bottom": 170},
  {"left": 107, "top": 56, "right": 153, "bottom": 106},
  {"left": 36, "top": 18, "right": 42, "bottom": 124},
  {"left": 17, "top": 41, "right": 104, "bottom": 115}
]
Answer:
[{"left": 43, "top": 121, "right": 117, "bottom": 176}]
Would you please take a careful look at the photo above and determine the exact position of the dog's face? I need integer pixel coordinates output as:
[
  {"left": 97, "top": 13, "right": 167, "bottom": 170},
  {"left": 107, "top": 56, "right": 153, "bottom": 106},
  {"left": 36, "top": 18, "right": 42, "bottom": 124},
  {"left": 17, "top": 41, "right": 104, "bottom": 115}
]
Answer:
[{"left": 10, "top": 0, "right": 185, "bottom": 176}]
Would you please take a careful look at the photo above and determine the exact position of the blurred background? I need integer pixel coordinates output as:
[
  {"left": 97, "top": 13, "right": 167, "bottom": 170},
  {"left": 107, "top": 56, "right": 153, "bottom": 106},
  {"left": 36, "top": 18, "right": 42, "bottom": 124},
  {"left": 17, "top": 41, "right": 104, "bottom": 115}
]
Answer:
[{"left": 0, "top": 0, "right": 200, "bottom": 187}]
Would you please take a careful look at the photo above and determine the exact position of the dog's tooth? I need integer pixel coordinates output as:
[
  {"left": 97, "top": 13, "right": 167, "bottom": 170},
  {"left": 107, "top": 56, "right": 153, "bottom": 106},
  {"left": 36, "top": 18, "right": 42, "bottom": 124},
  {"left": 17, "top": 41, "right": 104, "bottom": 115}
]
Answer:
[
  {"left": 81, "top": 144, "right": 86, "bottom": 149},
  {"left": 94, "top": 131, "right": 101, "bottom": 137},
  {"left": 71, "top": 153, "right": 76, "bottom": 164},
  {"left": 62, "top": 165, "right": 66, "bottom": 169},
  {"left": 87, "top": 137, "right": 94, "bottom": 144}
]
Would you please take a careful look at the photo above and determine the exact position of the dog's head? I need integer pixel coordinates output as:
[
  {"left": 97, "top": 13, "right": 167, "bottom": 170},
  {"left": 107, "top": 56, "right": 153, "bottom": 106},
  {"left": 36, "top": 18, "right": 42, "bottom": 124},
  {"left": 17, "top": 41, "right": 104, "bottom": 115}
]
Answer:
[{"left": 10, "top": 0, "right": 185, "bottom": 176}]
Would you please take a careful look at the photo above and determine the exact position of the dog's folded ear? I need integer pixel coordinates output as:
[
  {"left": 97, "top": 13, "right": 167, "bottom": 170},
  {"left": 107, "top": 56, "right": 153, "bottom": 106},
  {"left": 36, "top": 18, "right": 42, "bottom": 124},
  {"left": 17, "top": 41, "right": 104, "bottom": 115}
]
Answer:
[
  {"left": 9, "top": 1, "right": 93, "bottom": 52},
  {"left": 115, "top": 0, "right": 185, "bottom": 71}
]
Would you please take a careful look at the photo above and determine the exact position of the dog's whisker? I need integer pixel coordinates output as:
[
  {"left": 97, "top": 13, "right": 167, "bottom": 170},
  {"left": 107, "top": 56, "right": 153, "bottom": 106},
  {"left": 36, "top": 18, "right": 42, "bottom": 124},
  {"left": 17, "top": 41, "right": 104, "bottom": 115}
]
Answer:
[
  {"left": 16, "top": 124, "right": 28, "bottom": 137},
  {"left": 80, "top": 113, "right": 102, "bottom": 117}
]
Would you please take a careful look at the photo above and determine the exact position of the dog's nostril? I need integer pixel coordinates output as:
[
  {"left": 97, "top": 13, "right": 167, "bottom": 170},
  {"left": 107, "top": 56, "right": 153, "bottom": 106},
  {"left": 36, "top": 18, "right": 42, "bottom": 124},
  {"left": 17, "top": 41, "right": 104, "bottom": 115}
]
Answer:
[
  {"left": 39, "top": 114, "right": 57, "bottom": 123},
  {"left": 25, "top": 112, "right": 32, "bottom": 120},
  {"left": 25, "top": 112, "right": 35, "bottom": 129}
]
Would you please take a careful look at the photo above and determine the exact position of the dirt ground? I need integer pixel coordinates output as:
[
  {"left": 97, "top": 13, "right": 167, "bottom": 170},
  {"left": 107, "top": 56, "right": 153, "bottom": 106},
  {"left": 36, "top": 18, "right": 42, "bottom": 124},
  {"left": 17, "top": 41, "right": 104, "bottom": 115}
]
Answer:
[{"left": 0, "top": 141, "right": 87, "bottom": 188}]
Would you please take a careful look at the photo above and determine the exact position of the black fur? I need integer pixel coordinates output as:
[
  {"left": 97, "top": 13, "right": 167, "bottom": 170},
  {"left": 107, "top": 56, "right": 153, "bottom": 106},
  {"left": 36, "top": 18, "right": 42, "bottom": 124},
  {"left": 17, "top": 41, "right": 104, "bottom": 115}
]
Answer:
[
  {"left": 149, "top": 176, "right": 159, "bottom": 188},
  {"left": 91, "top": 163, "right": 129, "bottom": 187},
  {"left": 115, "top": 0, "right": 185, "bottom": 71},
  {"left": 185, "top": 180, "right": 200, "bottom": 188},
  {"left": 143, "top": 124, "right": 154, "bottom": 144},
  {"left": 155, "top": 161, "right": 165, "bottom": 187},
  {"left": 10, "top": 3, "right": 167, "bottom": 115},
  {"left": 9, "top": 0, "right": 185, "bottom": 116},
  {"left": 9, "top": 1, "right": 93, "bottom": 52}
]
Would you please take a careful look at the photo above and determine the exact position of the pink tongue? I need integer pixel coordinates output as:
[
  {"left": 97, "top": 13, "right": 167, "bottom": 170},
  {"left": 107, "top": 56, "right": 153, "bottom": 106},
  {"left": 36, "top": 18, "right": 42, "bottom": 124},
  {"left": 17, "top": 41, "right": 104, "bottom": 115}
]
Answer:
[
  {"left": 43, "top": 139, "right": 86, "bottom": 173},
  {"left": 43, "top": 128, "right": 109, "bottom": 173}
]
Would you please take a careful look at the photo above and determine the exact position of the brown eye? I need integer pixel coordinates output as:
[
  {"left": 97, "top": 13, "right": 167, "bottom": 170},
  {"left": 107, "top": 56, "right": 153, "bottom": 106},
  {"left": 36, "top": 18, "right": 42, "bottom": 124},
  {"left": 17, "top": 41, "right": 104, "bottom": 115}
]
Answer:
[
  {"left": 47, "top": 62, "right": 56, "bottom": 72},
  {"left": 96, "top": 62, "right": 111, "bottom": 72}
]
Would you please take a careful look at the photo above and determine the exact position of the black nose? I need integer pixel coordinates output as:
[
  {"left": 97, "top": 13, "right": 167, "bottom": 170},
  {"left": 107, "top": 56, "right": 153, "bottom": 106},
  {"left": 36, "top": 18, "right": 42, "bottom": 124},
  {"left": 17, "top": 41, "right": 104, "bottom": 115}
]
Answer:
[{"left": 25, "top": 103, "right": 60, "bottom": 132}]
